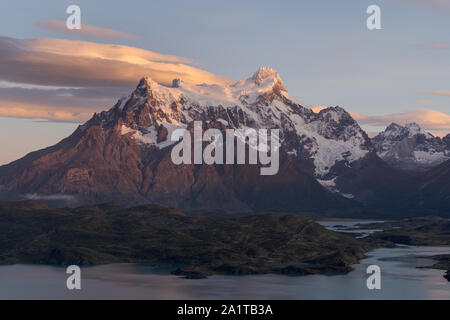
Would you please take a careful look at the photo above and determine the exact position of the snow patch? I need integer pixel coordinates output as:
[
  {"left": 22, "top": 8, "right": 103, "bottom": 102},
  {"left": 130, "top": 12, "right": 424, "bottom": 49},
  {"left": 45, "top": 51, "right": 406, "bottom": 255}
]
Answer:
[
  {"left": 413, "top": 150, "right": 448, "bottom": 165},
  {"left": 290, "top": 113, "right": 369, "bottom": 177},
  {"left": 317, "top": 178, "right": 354, "bottom": 199},
  {"left": 317, "top": 178, "right": 337, "bottom": 188},
  {"left": 121, "top": 123, "right": 186, "bottom": 149},
  {"left": 217, "top": 118, "right": 229, "bottom": 126}
]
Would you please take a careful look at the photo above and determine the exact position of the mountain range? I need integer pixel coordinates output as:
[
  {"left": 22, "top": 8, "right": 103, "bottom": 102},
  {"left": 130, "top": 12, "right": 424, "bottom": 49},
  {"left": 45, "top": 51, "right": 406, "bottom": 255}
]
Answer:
[
  {"left": 372, "top": 122, "right": 450, "bottom": 171},
  {"left": 0, "top": 67, "right": 448, "bottom": 217}
]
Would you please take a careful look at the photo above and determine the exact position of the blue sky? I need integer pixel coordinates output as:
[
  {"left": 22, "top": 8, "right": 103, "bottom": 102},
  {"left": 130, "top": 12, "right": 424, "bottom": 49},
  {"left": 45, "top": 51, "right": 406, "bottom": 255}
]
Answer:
[{"left": 0, "top": 0, "right": 449, "bottom": 164}]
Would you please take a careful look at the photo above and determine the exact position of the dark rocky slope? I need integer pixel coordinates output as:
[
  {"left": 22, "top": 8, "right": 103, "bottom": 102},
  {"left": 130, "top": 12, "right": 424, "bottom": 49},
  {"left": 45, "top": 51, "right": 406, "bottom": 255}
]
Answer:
[
  {"left": 0, "top": 121, "right": 352, "bottom": 214},
  {"left": 0, "top": 201, "right": 370, "bottom": 278}
]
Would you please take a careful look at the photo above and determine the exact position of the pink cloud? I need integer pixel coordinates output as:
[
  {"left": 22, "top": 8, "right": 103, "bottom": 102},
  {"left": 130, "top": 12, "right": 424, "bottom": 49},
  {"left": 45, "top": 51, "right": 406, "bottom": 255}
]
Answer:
[
  {"left": 0, "top": 86, "right": 122, "bottom": 122},
  {"left": 0, "top": 36, "right": 234, "bottom": 88},
  {"left": 352, "top": 109, "right": 450, "bottom": 136},
  {"left": 412, "top": 100, "right": 434, "bottom": 105},
  {"left": 419, "top": 90, "right": 450, "bottom": 97},
  {"left": 0, "top": 36, "right": 234, "bottom": 122},
  {"left": 310, "top": 106, "right": 327, "bottom": 113},
  {"left": 412, "top": 42, "right": 450, "bottom": 50}
]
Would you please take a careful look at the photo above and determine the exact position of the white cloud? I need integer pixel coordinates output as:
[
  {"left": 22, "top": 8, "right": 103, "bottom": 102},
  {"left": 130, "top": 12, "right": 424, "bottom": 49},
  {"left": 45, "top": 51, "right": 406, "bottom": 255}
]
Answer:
[{"left": 23, "top": 193, "right": 77, "bottom": 203}]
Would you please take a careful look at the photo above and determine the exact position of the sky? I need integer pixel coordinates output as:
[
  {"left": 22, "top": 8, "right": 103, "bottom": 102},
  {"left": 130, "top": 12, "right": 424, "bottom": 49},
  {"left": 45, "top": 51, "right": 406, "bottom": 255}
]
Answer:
[{"left": 0, "top": 0, "right": 449, "bottom": 164}]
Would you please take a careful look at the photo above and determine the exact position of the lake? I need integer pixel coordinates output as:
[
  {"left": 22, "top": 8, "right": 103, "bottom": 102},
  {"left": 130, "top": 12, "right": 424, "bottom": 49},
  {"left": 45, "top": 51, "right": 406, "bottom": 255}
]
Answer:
[{"left": 0, "top": 221, "right": 448, "bottom": 300}]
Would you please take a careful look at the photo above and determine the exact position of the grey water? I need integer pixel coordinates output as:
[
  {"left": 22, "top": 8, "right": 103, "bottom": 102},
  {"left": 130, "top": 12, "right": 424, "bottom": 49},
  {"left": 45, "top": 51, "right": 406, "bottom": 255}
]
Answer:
[
  {"left": 0, "top": 221, "right": 448, "bottom": 300},
  {"left": 318, "top": 220, "right": 385, "bottom": 238}
]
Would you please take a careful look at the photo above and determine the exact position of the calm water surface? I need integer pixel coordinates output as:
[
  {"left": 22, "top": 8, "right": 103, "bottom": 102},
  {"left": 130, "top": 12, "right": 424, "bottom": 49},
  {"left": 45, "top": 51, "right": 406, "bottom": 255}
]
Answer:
[{"left": 0, "top": 221, "right": 448, "bottom": 299}]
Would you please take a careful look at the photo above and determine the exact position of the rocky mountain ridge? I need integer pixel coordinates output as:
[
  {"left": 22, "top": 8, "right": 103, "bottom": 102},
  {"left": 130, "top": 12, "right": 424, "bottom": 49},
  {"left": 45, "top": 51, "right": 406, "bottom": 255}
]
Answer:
[
  {"left": 372, "top": 122, "right": 450, "bottom": 171},
  {"left": 0, "top": 68, "right": 447, "bottom": 216}
]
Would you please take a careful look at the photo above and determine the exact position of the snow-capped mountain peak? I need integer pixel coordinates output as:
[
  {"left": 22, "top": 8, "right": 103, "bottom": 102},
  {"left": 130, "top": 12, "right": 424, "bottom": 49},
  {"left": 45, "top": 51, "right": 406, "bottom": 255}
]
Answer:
[
  {"left": 248, "top": 66, "right": 285, "bottom": 88},
  {"left": 372, "top": 122, "right": 449, "bottom": 171},
  {"left": 232, "top": 66, "right": 286, "bottom": 97},
  {"left": 85, "top": 69, "right": 373, "bottom": 195},
  {"left": 0, "top": 68, "right": 406, "bottom": 210},
  {"left": 124, "top": 67, "right": 287, "bottom": 110},
  {"left": 404, "top": 122, "right": 432, "bottom": 138},
  {"left": 382, "top": 122, "right": 406, "bottom": 139},
  {"left": 251, "top": 66, "right": 278, "bottom": 83},
  {"left": 380, "top": 122, "right": 432, "bottom": 140}
]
